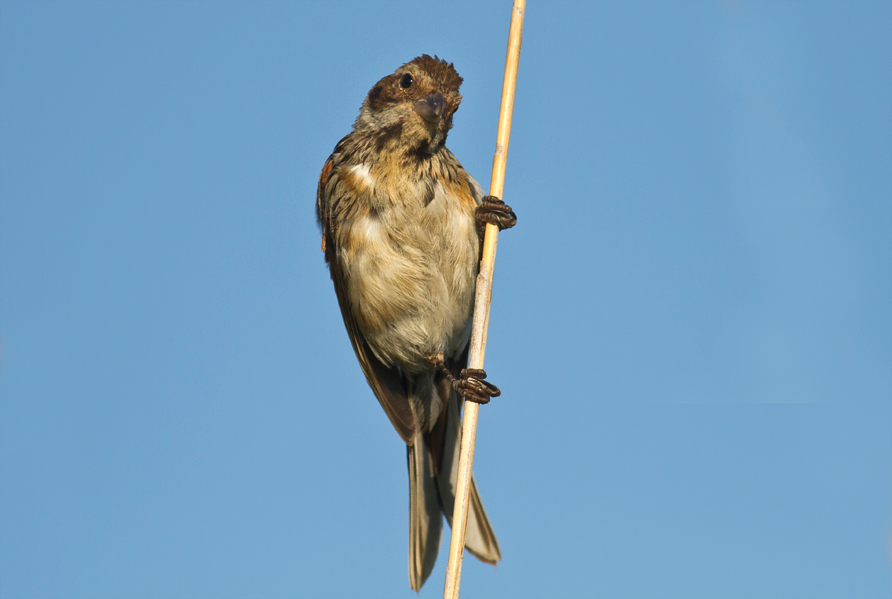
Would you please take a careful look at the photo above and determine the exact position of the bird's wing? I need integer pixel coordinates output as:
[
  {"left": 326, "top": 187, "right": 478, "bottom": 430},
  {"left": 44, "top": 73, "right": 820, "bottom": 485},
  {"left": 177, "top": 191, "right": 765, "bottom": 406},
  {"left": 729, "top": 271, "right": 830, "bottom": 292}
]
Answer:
[{"left": 317, "top": 145, "right": 416, "bottom": 443}]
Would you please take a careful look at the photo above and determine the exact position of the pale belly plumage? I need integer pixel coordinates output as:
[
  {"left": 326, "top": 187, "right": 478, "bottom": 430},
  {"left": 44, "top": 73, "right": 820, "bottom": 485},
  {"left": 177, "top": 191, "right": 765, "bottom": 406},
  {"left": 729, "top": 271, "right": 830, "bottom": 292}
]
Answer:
[{"left": 338, "top": 180, "right": 480, "bottom": 375}]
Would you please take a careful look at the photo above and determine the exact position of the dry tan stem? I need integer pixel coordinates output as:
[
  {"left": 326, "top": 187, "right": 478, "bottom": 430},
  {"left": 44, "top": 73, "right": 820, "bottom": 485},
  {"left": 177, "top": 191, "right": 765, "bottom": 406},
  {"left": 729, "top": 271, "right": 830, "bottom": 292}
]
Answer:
[{"left": 442, "top": 1, "right": 526, "bottom": 598}]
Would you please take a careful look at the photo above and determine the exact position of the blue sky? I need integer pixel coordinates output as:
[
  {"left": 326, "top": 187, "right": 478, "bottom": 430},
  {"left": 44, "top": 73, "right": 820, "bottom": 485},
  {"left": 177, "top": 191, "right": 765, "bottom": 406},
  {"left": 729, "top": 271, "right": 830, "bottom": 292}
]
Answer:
[{"left": 1, "top": 1, "right": 890, "bottom": 597}]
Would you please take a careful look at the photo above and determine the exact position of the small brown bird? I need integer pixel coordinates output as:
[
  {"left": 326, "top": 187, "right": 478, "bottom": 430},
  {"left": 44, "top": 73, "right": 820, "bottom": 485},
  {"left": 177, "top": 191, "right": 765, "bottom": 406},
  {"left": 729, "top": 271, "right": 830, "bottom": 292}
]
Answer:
[{"left": 316, "top": 55, "right": 516, "bottom": 590}]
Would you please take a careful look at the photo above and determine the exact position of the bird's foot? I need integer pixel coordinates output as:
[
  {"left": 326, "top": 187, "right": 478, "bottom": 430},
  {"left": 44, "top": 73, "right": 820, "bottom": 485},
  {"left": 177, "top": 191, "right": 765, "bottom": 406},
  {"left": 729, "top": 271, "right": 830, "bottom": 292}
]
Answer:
[
  {"left": 476, "top": 195, "right": 517, "bottom": 239},
  {"left": 428, "top": 355, "right": 502, "bottom": 405},
  {"left": 452, "top": 368, "right": 501, "bottom": 405}
]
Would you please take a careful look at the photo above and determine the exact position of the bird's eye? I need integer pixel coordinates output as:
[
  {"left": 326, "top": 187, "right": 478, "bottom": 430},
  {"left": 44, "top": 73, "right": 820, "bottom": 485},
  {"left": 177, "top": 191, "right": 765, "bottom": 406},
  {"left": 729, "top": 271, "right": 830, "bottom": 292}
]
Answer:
[{"left": 399, "top": 74, "right": 414, "bottom": 89}]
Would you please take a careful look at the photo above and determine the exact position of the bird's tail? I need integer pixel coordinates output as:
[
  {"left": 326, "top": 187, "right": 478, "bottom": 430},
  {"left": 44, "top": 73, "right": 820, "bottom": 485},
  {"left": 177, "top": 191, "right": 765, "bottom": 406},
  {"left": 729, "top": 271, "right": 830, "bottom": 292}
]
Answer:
[{"left": 407, "top": 392, "right": 500, "bottom": 591}]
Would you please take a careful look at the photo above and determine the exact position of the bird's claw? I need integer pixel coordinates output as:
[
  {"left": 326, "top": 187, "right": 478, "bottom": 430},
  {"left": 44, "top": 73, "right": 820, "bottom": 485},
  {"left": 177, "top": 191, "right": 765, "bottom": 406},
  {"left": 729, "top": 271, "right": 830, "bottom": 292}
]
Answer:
[
  {"left": 453, "top": 368, "right": 501, "bottom": 405},
  {"left": 476, "top": 195, "right": 517, "bottom": 238}
]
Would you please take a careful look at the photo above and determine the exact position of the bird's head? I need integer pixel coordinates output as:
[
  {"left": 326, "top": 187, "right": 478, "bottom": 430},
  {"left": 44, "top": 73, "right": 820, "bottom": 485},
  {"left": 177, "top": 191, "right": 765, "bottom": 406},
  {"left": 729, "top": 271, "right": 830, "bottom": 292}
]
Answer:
[{"left": 354, "top": 55, "right": 463, "bottom": 156}]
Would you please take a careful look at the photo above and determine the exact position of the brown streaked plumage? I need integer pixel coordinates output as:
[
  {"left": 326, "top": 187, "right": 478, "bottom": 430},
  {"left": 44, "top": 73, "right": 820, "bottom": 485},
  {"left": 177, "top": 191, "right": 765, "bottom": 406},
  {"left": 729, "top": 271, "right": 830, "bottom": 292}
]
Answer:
[{"left": 316, "top": 55, "right": 516, "bottom": 591}]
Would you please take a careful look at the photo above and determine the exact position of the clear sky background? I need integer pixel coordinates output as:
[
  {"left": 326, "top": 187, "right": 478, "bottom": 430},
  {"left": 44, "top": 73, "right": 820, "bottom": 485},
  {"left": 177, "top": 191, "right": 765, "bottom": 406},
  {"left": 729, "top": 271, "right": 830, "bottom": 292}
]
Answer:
[{"left": 1, "top": 1, "right": 890, "bottom": 597}]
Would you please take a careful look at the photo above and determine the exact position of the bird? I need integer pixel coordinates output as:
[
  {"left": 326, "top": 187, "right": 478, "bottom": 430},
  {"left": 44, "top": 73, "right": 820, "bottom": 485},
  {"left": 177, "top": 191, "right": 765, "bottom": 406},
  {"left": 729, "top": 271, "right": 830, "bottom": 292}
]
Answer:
[{"left": 316, "top": 55, "right": 517, "bottom": 590}]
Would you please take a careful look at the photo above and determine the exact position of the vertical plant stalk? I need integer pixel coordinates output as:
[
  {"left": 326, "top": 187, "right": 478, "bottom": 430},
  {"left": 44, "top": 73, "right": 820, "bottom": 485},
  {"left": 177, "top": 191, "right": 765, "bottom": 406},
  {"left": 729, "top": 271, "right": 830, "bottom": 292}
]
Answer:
[{"left": 442, "top": 1, "right": 525, "bottom": 598}]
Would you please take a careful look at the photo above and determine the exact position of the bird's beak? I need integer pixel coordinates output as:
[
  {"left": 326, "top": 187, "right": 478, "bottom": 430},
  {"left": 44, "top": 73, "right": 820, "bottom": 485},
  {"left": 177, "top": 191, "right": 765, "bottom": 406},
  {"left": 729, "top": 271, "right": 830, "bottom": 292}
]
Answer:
[{"left": 414, "top": 91, "right": 445, "bottom": 124}]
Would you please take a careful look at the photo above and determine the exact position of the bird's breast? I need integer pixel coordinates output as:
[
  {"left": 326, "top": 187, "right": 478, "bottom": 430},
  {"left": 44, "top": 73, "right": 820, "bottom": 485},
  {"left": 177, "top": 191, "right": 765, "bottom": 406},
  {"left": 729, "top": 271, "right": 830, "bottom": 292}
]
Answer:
[{"left": 337, "top": 168, "right": 479, "bottom": 370}]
